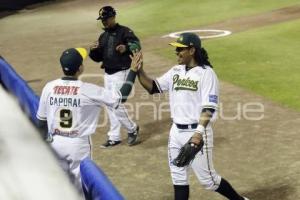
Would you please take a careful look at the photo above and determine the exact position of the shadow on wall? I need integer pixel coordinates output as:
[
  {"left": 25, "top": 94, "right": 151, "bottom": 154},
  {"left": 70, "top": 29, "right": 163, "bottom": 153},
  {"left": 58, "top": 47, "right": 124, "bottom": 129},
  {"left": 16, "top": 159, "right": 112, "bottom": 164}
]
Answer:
[{"left": 243, "top": 184, "right": 295, "bottom": 200}]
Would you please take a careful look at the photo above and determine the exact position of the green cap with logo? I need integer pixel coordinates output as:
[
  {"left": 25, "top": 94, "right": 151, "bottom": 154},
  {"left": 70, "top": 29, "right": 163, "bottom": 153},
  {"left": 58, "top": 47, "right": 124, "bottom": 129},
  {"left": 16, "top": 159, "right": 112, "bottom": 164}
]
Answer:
[{"left": 169, "top": 32, "right": 201, "bottom": 48}]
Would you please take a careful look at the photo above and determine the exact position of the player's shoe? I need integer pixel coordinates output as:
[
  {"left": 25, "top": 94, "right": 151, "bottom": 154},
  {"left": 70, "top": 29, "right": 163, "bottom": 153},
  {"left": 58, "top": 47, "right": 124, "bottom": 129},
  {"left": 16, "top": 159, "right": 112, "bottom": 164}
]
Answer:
[
  {"left": 243, "top": 197, "right": 250, "bottom": 200},
  {"left": 127, "top": 125, "right": 139, "bottom": 146},
  {"left": 100, "top": 140, "right": 121, "bottom": 148}
]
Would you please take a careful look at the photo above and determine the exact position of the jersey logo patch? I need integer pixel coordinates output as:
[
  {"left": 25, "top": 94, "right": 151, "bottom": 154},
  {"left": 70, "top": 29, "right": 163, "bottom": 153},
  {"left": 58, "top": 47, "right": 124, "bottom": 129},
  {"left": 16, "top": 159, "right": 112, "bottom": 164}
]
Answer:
[
  {"left": 209, "top": 95, "right": 218, "bottom": 103},
  {"left": 172, "top": 74, "right": 198, "bottom": 91}
]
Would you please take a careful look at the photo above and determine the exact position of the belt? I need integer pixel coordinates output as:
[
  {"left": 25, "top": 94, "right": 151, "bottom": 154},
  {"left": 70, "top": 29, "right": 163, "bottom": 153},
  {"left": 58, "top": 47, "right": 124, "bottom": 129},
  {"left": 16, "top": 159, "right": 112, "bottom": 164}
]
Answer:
[{"left": 175, "top": 123, "right": 198, "bottom": 129}]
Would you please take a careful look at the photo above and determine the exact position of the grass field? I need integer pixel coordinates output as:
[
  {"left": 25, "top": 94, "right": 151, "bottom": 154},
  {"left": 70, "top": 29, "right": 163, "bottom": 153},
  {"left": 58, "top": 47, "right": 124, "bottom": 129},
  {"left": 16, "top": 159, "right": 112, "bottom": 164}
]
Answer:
[
  {"left": 1, "top": 1, "right": 300, "bottom": 199},
  {"left": 120, "top": 0, "right": 300, "bottom": 37},
  {"left": 116, "top": 0, "right": 300, "bottom": 111},
  {"left": 206, "top": 19, "right": 300, "bottom": 110},
  {"left": 159, "top": 18, "right": 300, "bottom": 110}
]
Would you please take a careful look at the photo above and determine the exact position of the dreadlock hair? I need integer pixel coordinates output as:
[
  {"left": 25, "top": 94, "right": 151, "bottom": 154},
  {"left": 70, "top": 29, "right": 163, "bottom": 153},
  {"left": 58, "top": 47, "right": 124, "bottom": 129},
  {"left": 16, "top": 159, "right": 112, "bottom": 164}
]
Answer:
[{"left": 194, "top": 47, "right": 213, "bottom": 68}]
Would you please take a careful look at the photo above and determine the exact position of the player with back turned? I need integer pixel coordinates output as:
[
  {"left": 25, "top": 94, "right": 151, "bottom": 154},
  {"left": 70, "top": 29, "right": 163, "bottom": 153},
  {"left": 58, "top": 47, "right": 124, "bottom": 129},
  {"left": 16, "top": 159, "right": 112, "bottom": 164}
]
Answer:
[
  {"left": 36, "top": 47, "right": 142, "bottom": 194},
  {"left": 133, "top": 33, "right": 250, "bottom": 200}
]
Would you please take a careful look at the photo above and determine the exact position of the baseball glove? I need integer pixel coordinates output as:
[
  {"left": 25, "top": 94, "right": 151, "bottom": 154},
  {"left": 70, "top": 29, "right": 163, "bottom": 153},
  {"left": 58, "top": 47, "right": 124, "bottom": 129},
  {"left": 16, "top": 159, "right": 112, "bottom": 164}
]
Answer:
[{"left": 172, "top": 136, "right": 204, "bottom": 167}]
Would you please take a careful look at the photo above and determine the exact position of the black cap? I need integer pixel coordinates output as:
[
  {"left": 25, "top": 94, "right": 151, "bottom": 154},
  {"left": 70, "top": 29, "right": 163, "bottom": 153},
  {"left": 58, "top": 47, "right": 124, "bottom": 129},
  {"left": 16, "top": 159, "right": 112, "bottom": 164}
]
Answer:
[
  {"left": 169, "top": 32, "right": 201, "bottom": 48},
  {"left": 97, "top": 6, "right": 116, "bottom": 20},
  {"left": 60, "top": 48, "right": 87, "bottom": 75}
]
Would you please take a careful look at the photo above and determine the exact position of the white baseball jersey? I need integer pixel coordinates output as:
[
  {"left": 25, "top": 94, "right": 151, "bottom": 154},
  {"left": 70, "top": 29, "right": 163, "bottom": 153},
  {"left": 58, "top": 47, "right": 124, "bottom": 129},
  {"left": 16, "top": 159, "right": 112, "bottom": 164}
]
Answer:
[
  {"left": 162, "top": 65, "right": 222, "bottom": 188},
  {"left": 36, "top": 78, "right": 121, "bottom": 137},
  {"left": 155, "top": 65, "right": 219, "bottom": 124}
]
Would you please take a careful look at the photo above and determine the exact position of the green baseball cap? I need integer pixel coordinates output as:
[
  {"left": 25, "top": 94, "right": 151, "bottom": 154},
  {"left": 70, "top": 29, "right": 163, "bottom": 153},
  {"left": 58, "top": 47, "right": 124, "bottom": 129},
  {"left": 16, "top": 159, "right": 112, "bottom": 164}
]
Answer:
[{"left": 169, "top": 32, "right": 201, "bottom": 48}]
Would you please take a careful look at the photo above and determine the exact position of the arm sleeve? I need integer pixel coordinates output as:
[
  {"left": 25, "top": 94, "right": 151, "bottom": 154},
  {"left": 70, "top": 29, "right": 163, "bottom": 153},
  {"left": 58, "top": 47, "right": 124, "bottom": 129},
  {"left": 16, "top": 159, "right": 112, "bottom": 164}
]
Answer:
[
  {"left": 200, "top": 69, "right": 219, "bottom": 109},
  {"left": 150, "top": 80, "right": 160, "bottom": 94},
  {"left": 124, "top": 27, "right": 140, "bottom": 43},
  {"left": 86, "top": 85, "right": 122, "bottom": 109},
  {"left": 89, "top": 35, "right": 103, "bottom": 62},
  {"left": 155, "top": 68, "right": 173, "bottom": 93},
  {"left": 36, "top": 86, "right": 48, "bottom": 121},
  {"left": 123, "top": 27, "right": 141, "bottom": 52},
  {"left": 89, "top": 48, "right": 103, "bottom": 62},
  {"left": 120, "top": 70, "right": 136, "bottom": 102}
]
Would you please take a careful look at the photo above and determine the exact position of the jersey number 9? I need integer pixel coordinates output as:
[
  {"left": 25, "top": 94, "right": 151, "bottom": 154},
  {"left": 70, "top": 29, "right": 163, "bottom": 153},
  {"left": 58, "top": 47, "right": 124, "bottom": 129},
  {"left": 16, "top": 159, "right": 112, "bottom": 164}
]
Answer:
[{"left": 60, "top": 109, "right": 73, "bottom": 128}]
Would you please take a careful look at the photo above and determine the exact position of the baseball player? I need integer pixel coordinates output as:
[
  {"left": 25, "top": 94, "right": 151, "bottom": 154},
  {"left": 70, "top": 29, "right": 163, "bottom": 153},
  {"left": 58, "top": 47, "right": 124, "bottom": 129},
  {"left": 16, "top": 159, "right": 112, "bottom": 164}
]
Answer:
[
  {"left": 133, "top": 33, "right": 249, "bottom": 200},
  {"left": 89, "top": 6, "right": 140, "bottom": 148},
  {"left": 36, "top": 47, "right": 142, "bottom": 194}
]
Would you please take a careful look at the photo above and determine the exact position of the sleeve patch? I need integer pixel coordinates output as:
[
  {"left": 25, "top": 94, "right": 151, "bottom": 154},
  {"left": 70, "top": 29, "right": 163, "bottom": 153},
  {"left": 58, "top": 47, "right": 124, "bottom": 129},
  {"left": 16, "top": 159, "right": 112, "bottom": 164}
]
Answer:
[{"left": 209, "top": 95, "right": 218, "bottom": 104}]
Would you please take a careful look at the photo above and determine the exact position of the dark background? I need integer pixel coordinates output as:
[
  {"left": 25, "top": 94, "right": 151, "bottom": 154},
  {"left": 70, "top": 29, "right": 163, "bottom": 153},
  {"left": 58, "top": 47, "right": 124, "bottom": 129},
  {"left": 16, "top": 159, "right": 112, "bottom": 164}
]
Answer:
[{"left": 0, "top": 0, "right": 52, "bottom": 11}]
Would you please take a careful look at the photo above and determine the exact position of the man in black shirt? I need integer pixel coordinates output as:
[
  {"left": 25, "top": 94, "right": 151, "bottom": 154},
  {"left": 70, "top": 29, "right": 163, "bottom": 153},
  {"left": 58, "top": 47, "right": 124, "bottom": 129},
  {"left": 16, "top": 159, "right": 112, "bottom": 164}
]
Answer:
[{"left": 89, "top": 6, "right": 140, "bottom": 148}]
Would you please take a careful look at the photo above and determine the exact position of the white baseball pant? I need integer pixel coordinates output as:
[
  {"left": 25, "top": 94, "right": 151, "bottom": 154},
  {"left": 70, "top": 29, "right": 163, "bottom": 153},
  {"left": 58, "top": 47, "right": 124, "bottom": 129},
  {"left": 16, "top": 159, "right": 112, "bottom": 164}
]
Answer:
[
  {"left": 50, "top": 135, "right": 91, "bottom": 194},
  {"left": 104, "top": 69, "right": 137, "bottom": 141},
  {"left": 168, "top": 123, "right": 222, "bottom": 191}
]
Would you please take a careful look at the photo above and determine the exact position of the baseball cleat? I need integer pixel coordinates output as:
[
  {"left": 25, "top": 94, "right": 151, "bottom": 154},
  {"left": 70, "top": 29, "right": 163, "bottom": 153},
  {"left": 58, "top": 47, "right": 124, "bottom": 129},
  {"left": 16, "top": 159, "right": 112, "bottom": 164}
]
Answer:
[
  {"left": 100, "top": 140, "right": 121, "bottom": 148},
  {"left": 127, "top": 125, "right": 139, "bottom": 146},
  {"left": 243, "top": 197, "right": 250, "bottom": 200}
]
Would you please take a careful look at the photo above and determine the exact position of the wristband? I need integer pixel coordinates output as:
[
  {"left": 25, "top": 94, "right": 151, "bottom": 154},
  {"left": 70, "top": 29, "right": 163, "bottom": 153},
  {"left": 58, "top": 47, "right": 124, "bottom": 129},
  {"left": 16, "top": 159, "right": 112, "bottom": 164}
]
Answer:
[{"left": 195, "top": 124, "right": 205, "bottom": 135}]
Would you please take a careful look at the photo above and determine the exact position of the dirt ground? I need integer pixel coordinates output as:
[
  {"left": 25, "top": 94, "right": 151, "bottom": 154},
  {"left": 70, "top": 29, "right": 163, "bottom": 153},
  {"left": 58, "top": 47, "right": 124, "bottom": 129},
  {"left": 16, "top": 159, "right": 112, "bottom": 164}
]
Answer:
[{"left": 1, "top": 1, "right": 300, "bottom": 199}]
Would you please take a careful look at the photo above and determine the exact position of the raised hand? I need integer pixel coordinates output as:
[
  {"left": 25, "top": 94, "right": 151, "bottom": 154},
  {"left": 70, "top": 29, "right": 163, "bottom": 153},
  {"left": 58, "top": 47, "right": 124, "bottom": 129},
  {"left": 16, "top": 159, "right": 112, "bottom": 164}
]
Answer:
[
  {"left": 90, "top": 40, "right": 100, "bottom": 50},
  {"left": 116, "top": 44, "right": 127, "bottom": 54},
  {"left": 130, "top": 50, "right": 143, "bottom": 72}
]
